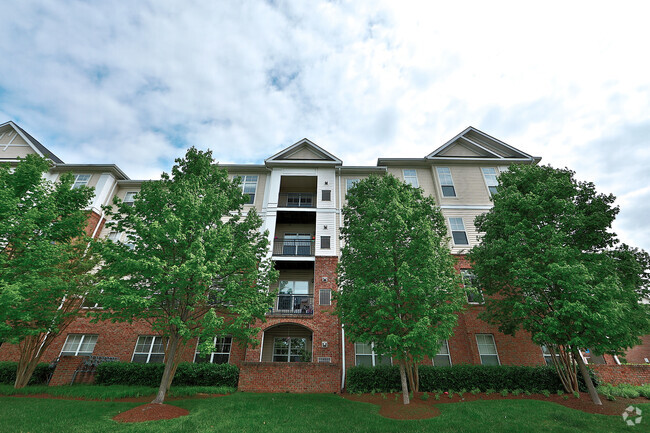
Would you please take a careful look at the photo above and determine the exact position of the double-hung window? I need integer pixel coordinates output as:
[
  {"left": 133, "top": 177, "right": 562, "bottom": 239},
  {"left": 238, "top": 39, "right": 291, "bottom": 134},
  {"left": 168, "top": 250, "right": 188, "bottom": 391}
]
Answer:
[
  {"left": 72, "top": 174, "right": 91, "bottom": 189},
  {"left": 195, "top": 336, "right": 232, "bottom": 364},
  {"left": 476, "top": 334, "right": 500, "bottom": 365},
  {"left": 432, "top": 340, "right": 452, "bottom": 366},
  {"left": 132, "top": 336, "right": 165, "bottom": 363},
  {"left": 60, "top": 334, "right": 98, "bottom": 356},
  {"left": 481, "top": 168, "right": 499, "bottom": 196},
  {"left": 239, "top": 175, "right": 258, "bottom": 204},
  {"left": 123, "top": 191, "right": 137, "bottom": 207},
  {"left": 541, "top": 345, "right": 560, "bottom": 366},
  {"left": 449, "top": 218, "right": 469, "bottom": 245},
  {"left": 436, "top": 167, "right": 456, "bottom": 197},
  {"left": 354, "top": 342, "right": 392, "bottom": 366},
  {"left": 346, "top": 178, "right": 359, "bottom": 194},
  {"left": 461, "top": 269, "right": 484, "bottom": 304},
  {"left": 402, "top": 169, "right": 419, "bottom": 188},
  {"left": 273, "top": 337, "right": 309, "bottom": 362}
]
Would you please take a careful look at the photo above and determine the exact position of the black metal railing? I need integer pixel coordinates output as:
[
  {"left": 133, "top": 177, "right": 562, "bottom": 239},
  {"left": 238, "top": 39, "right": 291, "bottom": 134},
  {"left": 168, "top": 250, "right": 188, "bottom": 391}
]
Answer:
[
  {"left": 278, "top": 193, "right": 315, "bottom": 208},
  {"left": 273, "top": 238, "right": 315, "bottom": 256},
  {"left": 268, "top": 294, "right": 314, "bottom": 315}
]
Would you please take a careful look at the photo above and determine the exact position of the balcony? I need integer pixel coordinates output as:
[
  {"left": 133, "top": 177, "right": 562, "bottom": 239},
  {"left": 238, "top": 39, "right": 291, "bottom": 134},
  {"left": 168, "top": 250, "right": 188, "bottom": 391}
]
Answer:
[
  {"left": 278, "top": 192, "right": 315, "bottom": 208},
  {"left": 269, "top": 294, "right": 314, "bottom": 315},
  {"left": 273, "top": 238, "right": 315, "bottom": 256}
]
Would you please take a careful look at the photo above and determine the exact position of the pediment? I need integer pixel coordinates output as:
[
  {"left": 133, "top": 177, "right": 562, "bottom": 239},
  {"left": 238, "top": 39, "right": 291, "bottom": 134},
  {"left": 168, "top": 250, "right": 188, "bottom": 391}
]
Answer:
[
  {"left": 266, "top": 138, "right": 342, "bottom": 165},
  {"left": 0, "top": 121, "right": 64, "bottom": 163},
  {"left": 426, "top": 126, "right": 533, "bottom": 160}
]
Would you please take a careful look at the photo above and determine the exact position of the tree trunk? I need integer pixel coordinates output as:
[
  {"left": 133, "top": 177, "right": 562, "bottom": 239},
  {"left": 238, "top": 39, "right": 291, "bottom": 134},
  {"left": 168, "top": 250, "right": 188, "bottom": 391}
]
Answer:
[
  {"left": 414, "top": 361, "right": 419, "bottom": 392},
  {"left": 152, "top": 333, "right": 181, "bottom": 404},
  {"left": 405, "top": 358, "right": 415, "bottom": 394},
  {"left": 398, "top": 359, "right": 410, "bottom": 405},
  {"left": 14, "top": 334, "right": 49, "bottom": 389},
  {"left": 548, "top": 344, "right": 578, "bottom": 394},
  {"left": 573, "top": 348, "right": 602, "bottom": 405}
]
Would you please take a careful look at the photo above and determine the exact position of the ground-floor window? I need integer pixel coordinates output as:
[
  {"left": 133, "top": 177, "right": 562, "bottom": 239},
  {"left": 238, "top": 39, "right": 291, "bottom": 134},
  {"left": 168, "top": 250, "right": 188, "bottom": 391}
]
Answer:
[
  {"left": 354, "top": 342, "right": 392, "bottom": 367},
  {"left": 541, "top": 345, "right": 560, "bottom": 365},
  {"left": 273, "top": 337, "right": 310, "bottom": 362},
  {"left": 195, "top": 336, "right": 232, "bottom": 364},
  {"left": 476, "top": 334, "right": 500, "bottom": 365},
  {"left": 132, "top": 336, "right": 165, "bottom": 363},
  {"left": 432, "top": 340, "right": 452, "bottom": 366},
  {"left": 60, "top": 334, "right": 98, "bottom": 356}
]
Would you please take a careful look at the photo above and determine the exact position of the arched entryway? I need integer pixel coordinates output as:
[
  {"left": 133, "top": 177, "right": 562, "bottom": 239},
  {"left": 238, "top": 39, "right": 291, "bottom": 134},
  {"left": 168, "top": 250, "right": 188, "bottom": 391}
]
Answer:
[{"left": 261, "top": 323, "right": 313, "bottom": 363}]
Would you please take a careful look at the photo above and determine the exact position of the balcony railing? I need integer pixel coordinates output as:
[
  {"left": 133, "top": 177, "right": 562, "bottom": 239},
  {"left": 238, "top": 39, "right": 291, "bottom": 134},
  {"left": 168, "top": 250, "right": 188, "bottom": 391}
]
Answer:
[
  {"left": 273, "top": 238, "right": 315, "bottom": 256},
  {"left": 268, "top": 294, "right": 314, "bottom": 315},
  {"left": 278, "top": 193, "right": 315, "bottom": 208}
]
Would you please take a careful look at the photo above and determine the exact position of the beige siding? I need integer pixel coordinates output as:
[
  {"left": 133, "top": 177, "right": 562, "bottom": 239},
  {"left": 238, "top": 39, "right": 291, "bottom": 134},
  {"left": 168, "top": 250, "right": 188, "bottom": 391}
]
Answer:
[
  {"left": 438, "top": 143, "right": 486, "bottom": 157},
  {"left": 385, "top": 167, "right": 436, "bottom": 199},
  {"left": 433, "top": 165, "right": 492, "bottom": 206},
  {"left": 442, "top": 208, "right": 489, "bottom": 254},
  {"left": 274, "top": 270, "right": 314, "bottom": 291},
  {"left": 0, "top": 146, "right": 35, "bottom": 159},
  {"left": 0, "top": 130, "right": 27, "bottom": 144},
  {"left": 261, "top": 325, "right": 313, "bottom": 362},
  {"left": 274, "top": 224, "right": 315, "bottom": 239},
  {"left": 286, "top": 148, "right": 324, "bottom": 160}
]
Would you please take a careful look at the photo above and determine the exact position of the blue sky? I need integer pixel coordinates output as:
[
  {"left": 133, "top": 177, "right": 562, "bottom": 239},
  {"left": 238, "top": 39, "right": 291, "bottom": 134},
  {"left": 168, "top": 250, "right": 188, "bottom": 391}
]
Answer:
[{"left": 1, "top": 0, "right": 650, "bottom": 252}]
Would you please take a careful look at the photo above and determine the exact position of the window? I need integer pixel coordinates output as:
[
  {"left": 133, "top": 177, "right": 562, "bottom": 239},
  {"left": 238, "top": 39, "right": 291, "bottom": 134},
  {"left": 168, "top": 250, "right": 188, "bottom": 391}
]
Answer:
[
  {"left": 436, "top": 167, "right": 456, "bottom": 197},
  {"left": 72, "top": 174, "right": 91, "bottom": 189},
  {"left": 449, "top": 218, "right": 469, "bottom": 245},
  {"left": 481, "top": 168, "right": 499, "bottom": 196},
  {"left": 319, "top": 289, "right": 331, "bottom": 306},
  {"left": 283, "top": 233, "right": 312, "bottom": 256},
  {"left": 273, "top": 337, "right": 310, "bottom": 362},
  {"left": 461, "top": 270, "right": 484, "bottom": 304},
  {"left": 476, "top": 334, "right": 500, "bottom": 365},
  {"left": 433, "top": 340, "right": 452, "bottom": 366},
  {"left": 61, "top": 334, "right": 98, "bottom": 356},
  {"left": 541, "top": 345, "right": 560, "bottom": 366},
  {"left": 402, "top": 169, "right": 419, "bottom": 188},
  {"left": 321, "top": 236, "right": 331, "bottom": 249},
  {"left": 132, "top": 336, "right": 165, "bottom": 363},
  {"left": 195, "top": 336, "right": 232, "bottom": 364},
  {"left": 322, "top": 190, "right": 331, "bottom": 201},
  {"left": 346, "top": 178, "right": 359, "bottom": 193},
  {"left": 107, "top": 231, "right": 135, "bottom": 250},
  {"left": 277, "top": 281, "right": 312, "bottom": 313},
  {"left": 354, "top": 342, "right": 392, "bottom": 366},
  {"left": 239, "top": 175, "right": 258, "bottom": 204},
  {"left": 123, "top": 191, "right": 137, "bottom": 206},
  {"left": 107, "top": 231, "right": 121, "bottom": 243}
]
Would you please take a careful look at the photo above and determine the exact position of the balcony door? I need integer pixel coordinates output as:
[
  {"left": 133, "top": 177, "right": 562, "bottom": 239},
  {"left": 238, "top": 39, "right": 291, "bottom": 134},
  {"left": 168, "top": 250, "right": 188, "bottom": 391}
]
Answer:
[
  {"left": 283, "top": 233, "right": 311, "bottom": 256},
  {"left": 277, "top": 281, "right": 311, "bottom": 313}
]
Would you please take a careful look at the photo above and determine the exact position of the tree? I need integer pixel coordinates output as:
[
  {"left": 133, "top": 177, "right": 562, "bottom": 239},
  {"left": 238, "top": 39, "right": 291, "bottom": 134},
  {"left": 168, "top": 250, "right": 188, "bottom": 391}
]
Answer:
[
  {"left": 470, "top": 164, "right": 650, "bottom": 405},
  {"left": 335, "top": 174, "right": 465, "bottom": 405},
  {"left": 0, "top": 155, "right": 99, "bottom": 388},
  {"left": 96, "top": 147, "right": 276, "bottom": 404}
]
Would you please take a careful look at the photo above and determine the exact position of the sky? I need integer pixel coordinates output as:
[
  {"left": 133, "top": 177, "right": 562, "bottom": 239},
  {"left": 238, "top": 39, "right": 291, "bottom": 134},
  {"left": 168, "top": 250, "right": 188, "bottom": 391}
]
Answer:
[{"left": 1, "top": 0, "right": 649, "bottom": 251}]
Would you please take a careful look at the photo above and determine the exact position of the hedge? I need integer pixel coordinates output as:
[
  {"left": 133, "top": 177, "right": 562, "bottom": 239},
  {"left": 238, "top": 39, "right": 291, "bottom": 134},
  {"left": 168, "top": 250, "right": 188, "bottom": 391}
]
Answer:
[
  {"left": 346, "top": 364, "right": 599, "bottom": 393},
  {"left": 0, "top": 362, "right": 55, "bottom": 385},
  {"left": 95, "top": 362, "right": 239, "bottom": 387}
]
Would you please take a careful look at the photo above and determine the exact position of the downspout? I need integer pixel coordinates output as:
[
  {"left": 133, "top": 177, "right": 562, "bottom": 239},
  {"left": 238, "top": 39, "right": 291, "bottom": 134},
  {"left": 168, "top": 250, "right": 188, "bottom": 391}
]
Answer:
[{"left": 91, "top": 180, "right": 118, "bottom": 239}]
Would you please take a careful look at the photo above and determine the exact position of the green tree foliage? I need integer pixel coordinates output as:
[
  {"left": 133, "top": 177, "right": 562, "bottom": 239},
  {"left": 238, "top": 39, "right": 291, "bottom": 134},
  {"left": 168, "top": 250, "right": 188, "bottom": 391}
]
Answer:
[
  {"left": 335, "top": 175, "right": 465, "bottom": 404},
  {"left": 96, "top": 147, "right": 276, "bottom": 404},
  {"left": 470, "top": 164, "right": 650, "bottom": 405},
  {"left": 0, "top": 155, "right": 98, "bottom": 388}
]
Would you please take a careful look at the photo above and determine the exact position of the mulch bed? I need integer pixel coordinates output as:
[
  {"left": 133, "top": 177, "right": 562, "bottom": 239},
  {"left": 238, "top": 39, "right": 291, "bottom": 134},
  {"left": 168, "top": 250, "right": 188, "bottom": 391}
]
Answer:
[
  {"left": 343, "top": 392, "right": 649, "bottom": 420},
  {"left": 113, "top": 403, "right": 189, "bottom": 422}
]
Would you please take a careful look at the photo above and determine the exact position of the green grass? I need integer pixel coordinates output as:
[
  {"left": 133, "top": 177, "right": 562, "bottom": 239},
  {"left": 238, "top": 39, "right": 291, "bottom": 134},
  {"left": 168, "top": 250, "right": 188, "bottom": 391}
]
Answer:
[
  {"left": 0, "top": 393, "right": 648, "bottom": 433},
  {"left": 0, "top": 384, "right": 235, "bottom": 400}
]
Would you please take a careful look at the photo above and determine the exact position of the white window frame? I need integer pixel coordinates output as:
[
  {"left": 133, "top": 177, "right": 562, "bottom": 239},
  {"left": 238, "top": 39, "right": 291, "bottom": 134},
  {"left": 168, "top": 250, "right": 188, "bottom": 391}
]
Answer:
[
  {"left": 461, "top": 269, "right": 484, "bottom": 304},
  {"left": 60, "top": 334, "right": 98, "bottom": 356},
  {"left": 402, "top": 169, "right": 419, "bottom": 188},
  {"left": 449, "top": 218, "right": 469, "bottom": 245},
  {"left": 132, "top": 336, "right": 166, "bottom": 363},
  {"left": 481, "top": 167, "right": 499, "bottom": 197},
  {"left": 195, "top": 336, "right": 232, "bottom": 364},
  {"left": 272, "top": 337, "right": 310, "bottom": 362},
  {"left": 476, "top": 334, "right": 500, "bottom": 365},
  {"left": 346, "top": 178, "right": 360, "bottom": 194},
  {"left": 432, "top": 340, "right": 452, "bottom": 366},
  {"left": 354, "top": 342, "right": 392, "bottom": 366},
  {"left": 72, "top": 174, "right": 91, "bottom": 189},
  {"left": 238, "top": 175, "right": 258, "bottom": 204},
  {"left": 436, "top": 167, "right": 456, "bottom": 197},
  {"left": 123, "top": 191, "right": 138, "bottom": 206},
  {"left": 541, "top": 345, "right": 560, "bottom": 366}
]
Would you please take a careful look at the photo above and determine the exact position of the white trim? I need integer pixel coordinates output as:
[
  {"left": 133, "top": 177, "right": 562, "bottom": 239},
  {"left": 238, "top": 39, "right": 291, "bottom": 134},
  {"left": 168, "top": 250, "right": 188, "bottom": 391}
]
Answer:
[
  {"left": 5, "top": 121, "right": 46, "bottom": 158},
  {"left": 475, "top": 334, "right": 501, "bottom": 365},
  {"left": 459, "top": 136, "right": 503, "bottom": 159},
  {"left": 440, "top": 205, "right": 492, "bottom": 210},
  {"left": 60, "top": 334, "right": 98, "bottom": 356}
]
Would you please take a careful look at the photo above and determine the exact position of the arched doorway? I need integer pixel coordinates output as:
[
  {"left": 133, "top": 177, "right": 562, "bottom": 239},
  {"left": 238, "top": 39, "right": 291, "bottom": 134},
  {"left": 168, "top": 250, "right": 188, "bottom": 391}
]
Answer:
[{"left": 261, "top": 323, "right": 313, "bottom": 362}]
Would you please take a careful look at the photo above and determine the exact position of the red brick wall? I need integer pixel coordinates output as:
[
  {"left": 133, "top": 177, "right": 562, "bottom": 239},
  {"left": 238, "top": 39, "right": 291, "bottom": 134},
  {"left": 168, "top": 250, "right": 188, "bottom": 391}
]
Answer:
[
  {"left": 238, "top": 362, "right": 340, "bottom": 393},
  {"left": 85, "top": 210, "right": 105, "bottom": 238},
  {"left": 592, "top": 365, "right": 650, "bottom": 386},
  {"left": 48, "top": 356, "right": 84, "bottom": 386}
]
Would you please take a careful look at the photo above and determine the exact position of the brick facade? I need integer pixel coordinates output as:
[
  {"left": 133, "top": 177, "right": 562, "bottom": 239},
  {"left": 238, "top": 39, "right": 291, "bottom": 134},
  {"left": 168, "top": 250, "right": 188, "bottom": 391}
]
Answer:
[
  {"left": 592, "top": 365, "right": 650, "bottom": 386},
  {"left": 238, "top": 362, "right": 340, "bottom": 393}
]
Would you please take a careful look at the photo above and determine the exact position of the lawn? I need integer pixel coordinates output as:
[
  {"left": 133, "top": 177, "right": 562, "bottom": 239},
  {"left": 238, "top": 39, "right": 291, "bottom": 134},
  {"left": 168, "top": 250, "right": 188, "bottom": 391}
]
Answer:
[{"left": 0, "top": 393, "right": 647, "bottom": 433}]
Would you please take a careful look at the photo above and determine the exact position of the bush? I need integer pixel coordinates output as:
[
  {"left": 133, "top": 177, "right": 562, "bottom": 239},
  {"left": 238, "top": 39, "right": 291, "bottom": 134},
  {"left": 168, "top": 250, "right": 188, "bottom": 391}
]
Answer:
[
  {"left": 95, "top": 362, "right": 239, "bottom": 387},
  {"left": 0, "top": 362, "right": 54, "bottom": 385},
  {"left": 346, "top": 364, "right": 589, "bottom": 393}
]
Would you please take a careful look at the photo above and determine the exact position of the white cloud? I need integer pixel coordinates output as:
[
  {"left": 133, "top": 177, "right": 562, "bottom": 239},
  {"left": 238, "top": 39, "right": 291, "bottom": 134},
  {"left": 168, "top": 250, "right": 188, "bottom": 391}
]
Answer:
[{"left": 1, "top": 0, "right": 649, "bottom": 250}]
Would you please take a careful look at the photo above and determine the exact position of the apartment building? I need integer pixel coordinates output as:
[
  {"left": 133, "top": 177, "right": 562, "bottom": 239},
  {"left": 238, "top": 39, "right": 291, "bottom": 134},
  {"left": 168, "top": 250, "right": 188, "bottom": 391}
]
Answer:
[{"left": 0, "top": 120, "right": 642, "bottom": 392}]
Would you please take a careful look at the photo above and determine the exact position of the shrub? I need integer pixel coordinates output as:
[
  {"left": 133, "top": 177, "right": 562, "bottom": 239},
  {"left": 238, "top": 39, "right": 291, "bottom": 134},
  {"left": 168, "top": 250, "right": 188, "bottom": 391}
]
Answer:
[
  {"left": 421, "top": 392, "right": 429, "bottom": 401},
  {"left": 346, "top": 364, "right": 575, "bottom": 393},
  {"left": 95, "top": 362, "right": 239, "bottom": 387},
  {"left": 0, "top": 362, "right": 54, "bottom": 385}
]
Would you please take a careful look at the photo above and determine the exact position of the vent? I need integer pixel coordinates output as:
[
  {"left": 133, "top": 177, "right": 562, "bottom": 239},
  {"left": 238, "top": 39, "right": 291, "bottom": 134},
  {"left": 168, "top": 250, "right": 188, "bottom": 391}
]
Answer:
[{"left": 317, "top": 357, "right": 332, "bottom": 363}]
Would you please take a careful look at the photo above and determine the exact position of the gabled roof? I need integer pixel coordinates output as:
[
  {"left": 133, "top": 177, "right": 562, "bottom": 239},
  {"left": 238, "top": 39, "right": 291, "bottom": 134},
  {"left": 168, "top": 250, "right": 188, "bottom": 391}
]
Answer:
[
  {"left": 265, "top": 138, "right": 342, "bottom": 166},
  {"left": 0, "top": 120, "right": 64, "bottom": 163},
  {"left": 426, "top": 126, "right": 539, "bottom": 162}
]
